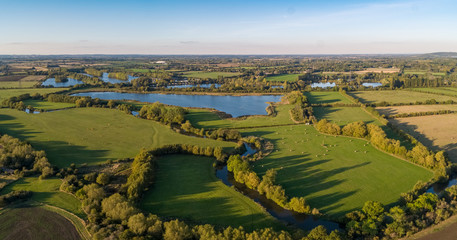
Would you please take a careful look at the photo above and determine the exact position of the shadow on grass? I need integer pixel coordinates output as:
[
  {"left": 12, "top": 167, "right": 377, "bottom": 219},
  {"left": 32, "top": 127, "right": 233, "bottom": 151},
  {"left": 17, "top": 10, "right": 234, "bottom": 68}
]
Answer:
[
  {"left": 0, "top": 115, "right": 109, "bottom": 167},
  {"left": 304, "top": 92, "right": 343, "bottom": 104},
  {"left": 253, "top": 154, "right": 369, "bottom": 217}
]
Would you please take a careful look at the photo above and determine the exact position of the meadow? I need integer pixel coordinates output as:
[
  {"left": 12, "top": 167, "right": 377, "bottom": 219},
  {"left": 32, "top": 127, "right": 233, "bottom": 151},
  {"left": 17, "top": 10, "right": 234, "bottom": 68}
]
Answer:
[
  {"left": 389, "top": 114, "right": 457, "bottom": 163},
  {"left": 304, "top": 91, "right": 352, "bottom": 104},
  {"left": 23, "top": 100, "right": 75, "bottom": 110},
  {"left": 265, "top": 74, "right": 302, "bottom": 82},
  {"left": 141, "top": 155, "right": 282, "bottom": 230},
  {"left": 0, "top": 75, "right": 46, "bottom": 89},
  {"left": 0, "top": 206, "right": 81, "bottom": 240},
  {"left": 0, "top": 88, "right": 67, "bottom": 101},
  {"left": 186, "top": 104, "right": 295, "bottom": 129},
  {"left": 410, "top": 87, "right": 457, "bottom": 97},
  {"left": 240, "top": 125, "right": 432, "bottom": 217},
  {"left": 0, "top": 177, "right": 83, "bottom": 217},
  {"left": 403, "top": 70, "right": 446, "bottom": 76},
  {"left": 313, "top": 107, "right": 378, "bottom": 126},
  {"left": 0, "top": 108, "right": 235, "bottom": 168},
  {"left": 349, "top": 90, "right": 457, "bottom": 104},
  {"left": 182, "top": 71, "right": 241, "bottom": 78},
  {"left": 377, "top": 104, "right": 457, "bottom": 116}
]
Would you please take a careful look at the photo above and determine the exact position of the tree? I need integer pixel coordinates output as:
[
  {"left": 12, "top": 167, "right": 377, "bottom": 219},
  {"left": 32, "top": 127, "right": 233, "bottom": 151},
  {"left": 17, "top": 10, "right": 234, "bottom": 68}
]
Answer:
[
  {"left": 101, "top": 193, "right": 137, "bottom": 221},
  {"left": 96, "top": 173, "right": 110, "bottom": 185},
  {"left": 163, "top": 220, "right": 192, "bottom": 240}
]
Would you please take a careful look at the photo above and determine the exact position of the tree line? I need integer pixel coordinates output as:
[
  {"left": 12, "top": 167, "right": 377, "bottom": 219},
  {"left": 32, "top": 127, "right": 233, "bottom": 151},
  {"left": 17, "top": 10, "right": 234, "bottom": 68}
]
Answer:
[
  {"left": 227, "top": 155, "right": 319, "bottom": 215},
  {"left": 315, "top": 120, "right": 449, "bottom": 171},
  {"left": 0, "top": 134, "right": 53, "bottom": 178}
]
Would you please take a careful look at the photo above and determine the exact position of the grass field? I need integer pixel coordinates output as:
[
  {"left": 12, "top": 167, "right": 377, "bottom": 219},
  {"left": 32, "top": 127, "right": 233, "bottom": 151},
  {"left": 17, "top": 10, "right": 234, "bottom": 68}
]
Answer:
[
  {"left": 389, "top": 114, "right": 457, "bottom": 163},
  {"left": 0, "top": 108, "right": 235, "bottom": 168},
  {"left": 304, "top": 91, "right": 352, "bottom": 104},
  {"left": 127, "top": 68, "right": 152, "bottom": 73},
  {"left": 0, "top": 206, "right": 81, "bottom": 240},
  {"left": 0, "top": 88, "right": 67, "bottom": 101},
  {"left": 0, "top": 76, "right": 47, "bottom": 89},
  {"left": 23, "top": 100, "right": 75, "bottom": 110},
  {"left": 349, "top": 90, "right": 457, "bottom": 104},
  {"left": 182, "top": 71, "right": 241, "bottom": 78},
  {"left": 240, "top": 125, "right": 432, "bottom": 217},
  {"left": 266, "top": 74, "right": 302, "bottom": 82},
  {"left": 0, "top": 81, "right": 38, "bottom": 88},
  {"left": 141, "top": 155, "right": 281, "bottom": 230},
  {"left": 0, "top": 177, "right": 83, "bottom": 218},
  {"left": 404, "top": 71, "right": 446, "bottom": 76},
  {"left": 313, "top": 107, "right": 379, "bottom": 126},
  {"left": 377, "top": 105, "right": 457, "bottom": 116},
  {"left": 411, "top": 87, "right": 457, "bottom": 97},
  {"left": 186, "top": 104, "right": 294, "bottom": 129}
]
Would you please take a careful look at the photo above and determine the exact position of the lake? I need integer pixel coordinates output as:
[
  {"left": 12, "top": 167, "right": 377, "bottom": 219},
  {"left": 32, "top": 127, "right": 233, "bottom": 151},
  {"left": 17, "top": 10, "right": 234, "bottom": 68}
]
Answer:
[
  {"left": 166, "top": 84, "right": 221, "bottom": 89},
  {"left": 71, "top": 92, "right": 282, "bottom": 117},
  {"left": 41, "top": 78, "right": 84, "bottom": 87},
  {"left": 362, "top": 83, "right": 382, "bottom": 88},
  {"left": 311, "top": 82, "right": 336, "bottom": 88}
]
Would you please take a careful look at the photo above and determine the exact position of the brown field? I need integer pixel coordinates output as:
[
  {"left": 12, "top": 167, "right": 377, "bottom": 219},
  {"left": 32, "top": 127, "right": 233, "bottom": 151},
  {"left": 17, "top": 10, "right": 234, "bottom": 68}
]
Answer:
[
  {"left": 20, "top": 75, "right": 47, "bottom": 81},
  {"left": 389, "top": 114, "right": 457, "bottom": 162},
  {"left": 409, "top": 214, "right": 457, "bottom": 240},
  {"left": 0, "top": 206, "right": 81, "bottom": 240},
  {"left": 377, "top": 105, "right": 457, "bottom": 116},
  {"left": 0, "top": 75, "right": 26, "bottom": 82},
  {"left": 323, "top": 68, "right": 400, "bottom": 75},
  {"left": 354, "top": 67, "right": 400, "bottom": 74}
]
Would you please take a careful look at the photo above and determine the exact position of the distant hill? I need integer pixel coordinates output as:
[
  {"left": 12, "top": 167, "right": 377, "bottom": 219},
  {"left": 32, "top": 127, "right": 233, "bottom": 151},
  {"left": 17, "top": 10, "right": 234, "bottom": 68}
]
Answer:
[{"left": 421, "top": 52, "right": 457, "bottom": 58}]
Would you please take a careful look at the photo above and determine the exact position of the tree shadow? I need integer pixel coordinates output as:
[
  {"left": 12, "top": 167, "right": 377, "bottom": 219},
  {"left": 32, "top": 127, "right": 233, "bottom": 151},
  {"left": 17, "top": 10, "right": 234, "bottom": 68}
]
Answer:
[
  {"left": 388, "top": 118, "right": 436, "bottom": 150},
  {"left": 304, "top": 92, "right": 343, "bottom": 104},
  {"left": 0, "top": 116, "right": 109, "bottom": 167},
  {"left": 376, "top": 107, "right": 398, "bottom": 116}
]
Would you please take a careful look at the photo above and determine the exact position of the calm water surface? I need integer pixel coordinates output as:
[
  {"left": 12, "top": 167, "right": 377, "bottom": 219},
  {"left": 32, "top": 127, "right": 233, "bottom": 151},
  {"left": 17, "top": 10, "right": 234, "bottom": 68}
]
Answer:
[
  {"left": 41, "top": 78, "right": 84, "bottom": 87},
  {"left": 362, "top": 83, "right": 382, "bottom": 88},
  {"left": 72, "top": 92, "right": 282, "bottom": 117},
  {"left": 311, "top": 82, "right": 336, "bottom": 88}
]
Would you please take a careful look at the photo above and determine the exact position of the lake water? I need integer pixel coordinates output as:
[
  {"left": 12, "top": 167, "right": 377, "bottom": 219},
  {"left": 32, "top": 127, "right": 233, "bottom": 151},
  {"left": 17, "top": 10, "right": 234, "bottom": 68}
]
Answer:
[
  {"left": 71, "top": 92, "right": 282, "bottom": 117},
  {"left": 311, "top": 82, "right": 336, "bottom": 88},
  {"left": 84, "top": 73, "right": 138, "bottom": 84},
  {"left": 166, "top": 84, "right": 221, "bottom": 89},
  {"left": 100, "top": 73, "right": 138, "bottom": 84},
  {"left": 362, "top": 83, "right": 382, "bottom": 88},
  {"left": 41, "top": 78, "right": 84, "bottom": 87}
]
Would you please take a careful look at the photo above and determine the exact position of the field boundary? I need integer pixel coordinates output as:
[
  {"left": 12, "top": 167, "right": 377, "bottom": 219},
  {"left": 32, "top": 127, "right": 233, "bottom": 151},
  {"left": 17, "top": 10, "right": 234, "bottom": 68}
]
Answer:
[{"left": 41, "top": 203, "right": 91, "bottom": 240}]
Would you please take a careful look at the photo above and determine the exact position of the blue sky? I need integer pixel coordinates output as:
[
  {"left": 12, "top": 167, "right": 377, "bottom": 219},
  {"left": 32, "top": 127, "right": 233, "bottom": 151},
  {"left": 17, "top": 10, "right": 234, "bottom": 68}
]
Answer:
[{"left": 1, "top": 0, "right": 456, "bottom": 54}]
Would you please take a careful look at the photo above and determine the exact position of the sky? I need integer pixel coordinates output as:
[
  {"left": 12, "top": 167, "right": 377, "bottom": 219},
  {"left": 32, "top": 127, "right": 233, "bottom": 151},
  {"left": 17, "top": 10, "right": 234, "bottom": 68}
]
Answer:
[{"left": 1, "top": 0, "right": 456, "bottom": 55}]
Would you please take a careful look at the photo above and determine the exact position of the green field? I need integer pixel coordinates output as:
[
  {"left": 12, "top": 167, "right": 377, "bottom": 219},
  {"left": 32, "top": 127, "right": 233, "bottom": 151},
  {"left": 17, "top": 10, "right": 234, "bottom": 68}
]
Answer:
[
  {"left": 0, "top": 206, "right": 81, "bottom": 240},
  {"left": 0, "top": 177, "right": 83, "bottom": 218},
  {"left": 186, "top": 104, "right": 294, "bottom": 129},
  {"left": 0, "top": 88, "right": 67, "bottom": 101},
  {"left": 23, "top": 100, "right": 75, "bottom": 110},
  {"left": 182, "top": 71, "right": 241, "bottom": 78},
  {"left": 0, "top": 108, "right": 235, "bottom": 168},
  {"left": 349, "top": 90, "right": 457, "bottom": 104},
  {"left": 404, "top": 71, "right": 446, "bottom": 76},
  {"left": 0, "top": 81, "right": 38, "bottom": 88},
  {"left": 141, "top": 155, "right": 281, "bottom": 230},
  {"left": 304, "top": 91, "right": 352, "bottom": 104},
  {"left": 314, "top": 107, "right": 378, "bottom": 126},
  {"left": 411, "top": 87, "right": 457, "bottom": 97},
  {"left": 127, "top": 68, "right": 152, "bottom": 73},
  {"left": 240, "top": 125, "right": 432, "bottom": 217},
  {"left": 266, "top": 74, "right": 302, "bottom": 82}
]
